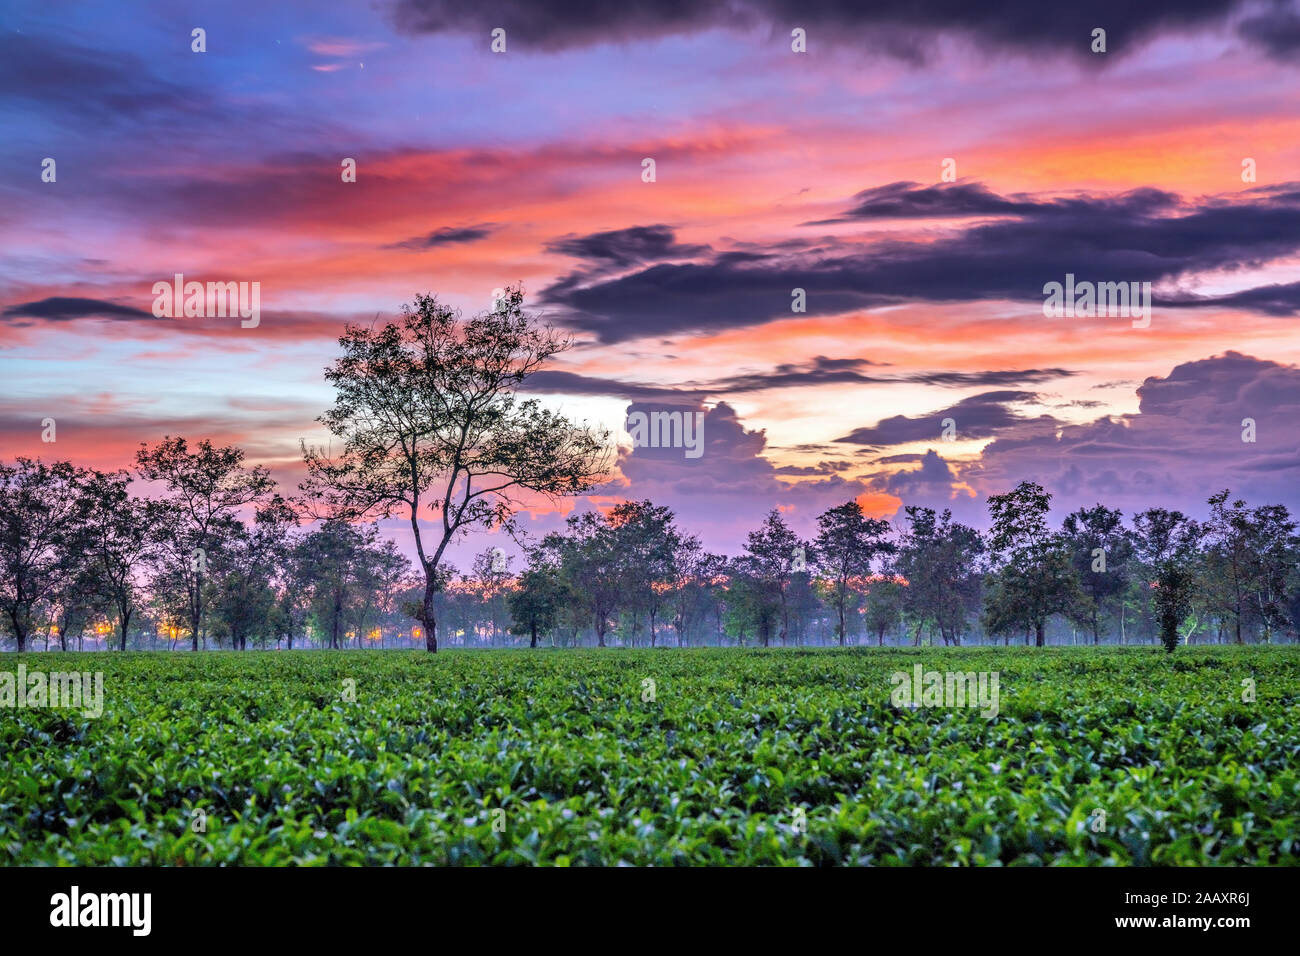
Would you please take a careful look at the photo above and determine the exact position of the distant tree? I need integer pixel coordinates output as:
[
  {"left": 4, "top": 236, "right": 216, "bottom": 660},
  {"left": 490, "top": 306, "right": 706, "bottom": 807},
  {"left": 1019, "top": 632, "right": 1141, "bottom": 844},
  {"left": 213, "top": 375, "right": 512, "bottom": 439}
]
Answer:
[
  {"left": 1061, "top": 504, "right": 1133, "bottom": 645},
  {"left": 1242, "top": 504, "right": 1298, "bottom": 643},
  {"left": 864, "top": 576, "right": 904, "bottom": 646},
  {"left": 692, "top": 552, "right": 730, "bottom": 645},
  {"left": 47, "top": 564, "right": 108, "bottom": 651},
  {"left": 299, "top": 286, "right": 609, "bottom": 652},
  {"left": 211, "top": 497, "right": 297, "bottom": 650},
  {"left": 369, "top": 537, "right": 416, "bottom": 648},
  {"left": 742, "top": 510, "right": 804, "bottom": 646},
  {"left": 1200, "top": 492, "right": 1297, "bottom": 645},
  {"left": 895, "top": 506, "right": 984, "bottom": 646},
  {"left": 544, "top": 511, "right": 622, "bottom": 647},
  {"left": 722, "top": 557, "right": 779, "bottom": 647},
  {"left": 1132, "top": 508, "right": 1202, "bottom": 652},
  {"left": 0, "top": 458, "right": 86, "bottom": 651},
  {"left": 507, "top": 556, "right": 565, "bottom": 648},
  {"left": 300, "top": 520, "right": 375, "bottom": 649},
  {"left": 667, "top": 539, "right": 719, "bottom": 647},
  {"left": 608, "top": 501, "right": 686, "bottom": 647},
  {"left": 982, "top": 481, "right": 1079, "bottom": 646},
  {"left": 813, "top": 500, "right": 894, "bottom": 646},
  {"left": 74, "top": 468, "right": 161, "bottom": 651},
  {"left": 137, "top": 437, "right": 276, "bottom": 651},
  {"left": 470, "top": 547, "right": 514, "bottom": 644},
  {"left": 272, "top": 535, "right": 316, "bottom": 649}
]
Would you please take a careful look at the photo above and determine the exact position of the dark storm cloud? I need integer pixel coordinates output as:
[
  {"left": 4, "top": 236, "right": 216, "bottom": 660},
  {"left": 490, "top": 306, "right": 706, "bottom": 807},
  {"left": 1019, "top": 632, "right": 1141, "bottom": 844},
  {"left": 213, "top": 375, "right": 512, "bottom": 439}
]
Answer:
[
  {"left": 812, "top": 182, "right": 1181, "bottom": 224},
  {"left": 963, "top": 352, "right": 1300, "bottom": 514},
  {"left": 520, "top": 370, "right": 704, "bottom": 404},
  {"left": 541, "top": 182, "right": 1300, "bottom": 343},
  {"left": 520, "top": 360, "right": 1074, "bottom": 400},
  {"left": 1, "top": 297, "right": 157, "bottom": 323},
  {"left": 611, "top": 401, "right": 873, "bottom": 532},
  {"left": 879, "top": 449, "right": 961, "bottom": 497},
  {"left": 1236, "top": 6, "right": 1300, "bottom": 59},
  {"left": 834, "top": 390, "right": 1042, "bottom": 447},
  {"left": 546, "top": 225, "right": 710, "bottom": 267},
  {"left": 907, "top": 369, "right": 1078, "bottom": 387},
  {"left": 1157, "top": 280, "right": 1300, "bottom": 316},
  {"left": 386, "top": 224, "right": 496, "bottom": 250},
  {"left": 708, "top": 359, "right": 1076, "bottom": 392},
  {"left": 773, "top": 460, "right": 852, "bottom": 475},
  {"left": 0, "top": 32, "right": 209, "bottom": 124},
  {"left": 805, "top": 181, "right": 1042, "bottom": 224},
  {"left": 388, "top": 0, "right": 1256, "bottom": 60}
]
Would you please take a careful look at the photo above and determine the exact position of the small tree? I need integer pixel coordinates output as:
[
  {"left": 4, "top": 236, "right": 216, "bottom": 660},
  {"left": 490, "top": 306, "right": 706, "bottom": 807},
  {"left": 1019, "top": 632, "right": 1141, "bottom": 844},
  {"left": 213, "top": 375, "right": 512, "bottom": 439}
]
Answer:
[
  {"left": 508, "top": 557, "right": 565, "bottom": 648},
  {"left": 895, "top": 506, "right": 984, "bottom": 646},
  {"left": 813, "top": 500, "right": 894, "bottom": 646},
  {"left": 864, "top": 576, "right": 904, "bottom": 646},
  {"left": 75, "top": 468, "right": 161, "bottom": 651},
  {"left": 743, "top": 510, "right": 804, "bottom": 646},
  {"left": 982, "top": 481, "right": 1079, "bottom": 646},
  {"left": 544, "top": 511, "right": 622, "bottom": 647},
  {"left": 0, "top": 459, "right": 85, "bottom": 651},
  {"left": 1132, "top": 508, "right": 1202, "bottom": 652},
  {"left": 137, "top": 437, "right": 276, "bottom": 652},
  {"left": 1062, "top": 504, "right": 1132, "bottom": 645}
]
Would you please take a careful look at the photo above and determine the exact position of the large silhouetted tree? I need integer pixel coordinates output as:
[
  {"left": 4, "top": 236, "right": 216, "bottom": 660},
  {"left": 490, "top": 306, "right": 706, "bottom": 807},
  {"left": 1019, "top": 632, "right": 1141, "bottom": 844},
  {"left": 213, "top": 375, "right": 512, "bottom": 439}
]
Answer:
[{"left": 300, "top": 287, "right": 609, "bottom": 652}]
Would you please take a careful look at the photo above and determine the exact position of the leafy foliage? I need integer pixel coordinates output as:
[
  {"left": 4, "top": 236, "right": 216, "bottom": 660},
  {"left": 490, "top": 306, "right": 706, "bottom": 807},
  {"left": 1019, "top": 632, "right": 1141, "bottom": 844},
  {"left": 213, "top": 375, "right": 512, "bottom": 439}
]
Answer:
[{"left": 2, "top": 647, "right": 1296, "bottom": 865}]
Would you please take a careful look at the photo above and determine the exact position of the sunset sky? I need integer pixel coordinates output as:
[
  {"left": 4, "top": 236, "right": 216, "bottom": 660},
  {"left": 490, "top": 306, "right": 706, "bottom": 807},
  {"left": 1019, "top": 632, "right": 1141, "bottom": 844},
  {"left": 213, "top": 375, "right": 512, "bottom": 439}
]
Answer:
[{"left": 3, "top": 0, "right": 1300, "bottom": 564}]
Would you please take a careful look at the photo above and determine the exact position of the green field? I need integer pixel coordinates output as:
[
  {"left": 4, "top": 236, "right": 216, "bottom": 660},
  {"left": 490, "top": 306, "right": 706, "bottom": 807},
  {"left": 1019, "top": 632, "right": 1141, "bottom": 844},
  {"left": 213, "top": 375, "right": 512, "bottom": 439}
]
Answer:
[{"left": 2, "top": 647, "right": 1298, "bottom": 865}]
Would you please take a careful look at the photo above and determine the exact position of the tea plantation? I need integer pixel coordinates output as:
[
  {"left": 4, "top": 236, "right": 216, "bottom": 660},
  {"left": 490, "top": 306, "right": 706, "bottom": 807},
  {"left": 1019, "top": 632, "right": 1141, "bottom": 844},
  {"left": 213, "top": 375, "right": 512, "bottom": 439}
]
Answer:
[{"left": 1, "top": 647, "right": 1297, "bottom": 865}]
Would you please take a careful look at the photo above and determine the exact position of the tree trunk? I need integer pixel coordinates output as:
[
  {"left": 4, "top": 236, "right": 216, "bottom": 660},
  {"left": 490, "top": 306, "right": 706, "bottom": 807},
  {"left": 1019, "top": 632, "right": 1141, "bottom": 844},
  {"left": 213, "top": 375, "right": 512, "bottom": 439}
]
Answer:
[
  {"left": 838, "top": 602, "right": 846, "bottom": 646},
  {"left": 530, "top": 623, "right": 538, "bottom": 648},
  {"left": 1035, "top": 620, "right": 1046, "bottom": 647},
  {"left": 419, "top": 578, "right": 439, "bottom": 652}
]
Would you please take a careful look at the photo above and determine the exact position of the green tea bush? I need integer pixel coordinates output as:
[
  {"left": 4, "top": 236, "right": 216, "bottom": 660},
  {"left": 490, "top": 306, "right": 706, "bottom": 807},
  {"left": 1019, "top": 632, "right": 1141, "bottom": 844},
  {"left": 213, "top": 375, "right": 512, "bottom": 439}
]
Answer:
[{"left": 1, "top": 647, "right": 1296, "bottom": 865}]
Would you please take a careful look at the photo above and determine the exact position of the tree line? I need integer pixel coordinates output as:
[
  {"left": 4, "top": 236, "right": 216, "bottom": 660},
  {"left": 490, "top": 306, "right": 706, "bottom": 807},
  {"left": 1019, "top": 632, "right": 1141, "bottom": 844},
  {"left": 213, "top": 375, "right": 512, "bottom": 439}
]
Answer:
[
  {"left": 3, "top": 287, "right": 1297, "bottom": 652},
  {"left": 2, "top": 445, "right": 1296, "bottom": 651}
]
